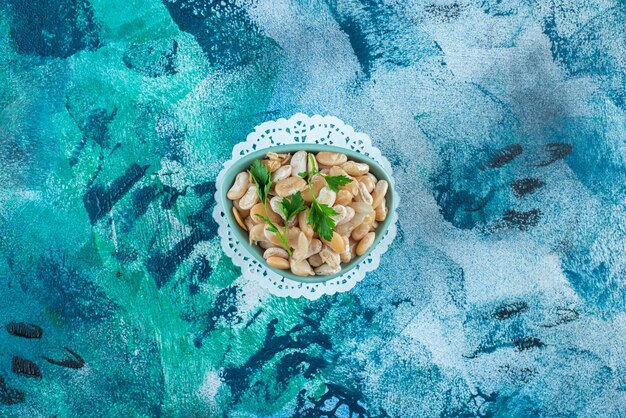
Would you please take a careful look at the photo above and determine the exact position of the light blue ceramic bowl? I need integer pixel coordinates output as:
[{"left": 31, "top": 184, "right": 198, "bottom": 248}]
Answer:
[{"left": 219, "top": 144, "right": 395, "bottom": 283}]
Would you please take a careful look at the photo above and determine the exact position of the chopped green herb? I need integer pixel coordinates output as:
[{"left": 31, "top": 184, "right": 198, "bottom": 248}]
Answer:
[
  {"left": 323, "top": 175, "right": 353, "bottom": 192},
  {"left": 249, "top": 160, "right": 291, "bottom": 254},
  {"left": 255, "top": 214, "right": 277, "bottom": 232},
  {"left": 249, "top": 160, "right": 271, "bottom": 204},
  {"left": 308, "top": 153, "right": 319, "bottom": 176},
  {"left": 307, "top": 200, "right": 338, "bottom": 241},
  {"left": 279, "top": 191, "right": 306, "bottom": 222}
]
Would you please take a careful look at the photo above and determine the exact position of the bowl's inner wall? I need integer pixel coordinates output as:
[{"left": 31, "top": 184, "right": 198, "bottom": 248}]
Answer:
[{"left": 220, "top": 144, "right": 394, "bottom": 283}]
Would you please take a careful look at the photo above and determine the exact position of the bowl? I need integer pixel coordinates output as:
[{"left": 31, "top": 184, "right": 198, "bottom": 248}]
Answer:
[{"left": 218, "top": 144, "right": 395, "bottom": 283}]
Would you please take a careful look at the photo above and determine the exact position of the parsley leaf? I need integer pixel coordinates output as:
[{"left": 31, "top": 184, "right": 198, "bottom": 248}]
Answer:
[
  {"left": 307, "top": 200, "right": 338, "bottom": 241},
  {"left": 255, "top": 213, "right": 271, "bottom": 223},
  {"left": 249, "top": 160, "right": 271, "bottom": 204},
  {"left": 249, "top": 160, "right": 292, "bottom": 253},
  {"left": 255, "top": 214, "right": 279, "bottom": 233},
  {"left": 279, "top": 191, "right": 306, "bottom": 222},
  {"left": 323, "top": 175, "right": 353, "bottom": 192}
]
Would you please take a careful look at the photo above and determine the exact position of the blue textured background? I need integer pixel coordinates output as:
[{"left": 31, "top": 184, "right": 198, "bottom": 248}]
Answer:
[{"left": 0, "top": 0, "right": 625, "bottom": 416}]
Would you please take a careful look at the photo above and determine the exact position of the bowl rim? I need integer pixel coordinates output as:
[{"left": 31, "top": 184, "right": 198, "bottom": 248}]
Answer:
[{"left": 218, "top": 143, "right": 395, "bottom": 283}]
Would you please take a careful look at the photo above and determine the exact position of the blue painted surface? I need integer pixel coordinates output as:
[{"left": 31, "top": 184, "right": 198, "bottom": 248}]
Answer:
[{"left": 0, "top": 0, "right": 625, "bottom": 416}]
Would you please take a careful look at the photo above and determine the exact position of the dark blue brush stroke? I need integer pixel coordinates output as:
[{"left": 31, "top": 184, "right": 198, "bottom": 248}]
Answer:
[
  {"left": 146, "top": 228, "right": 212, "bottom": 288},
  {"left": 83, "top": 163, "right": 150, "bottom": 224},
  {"left": 162, "top": 0, "right": 272, "bottom": 69},
  {"left": 184, "top": 285, "right": 241, "bottom": 347},
  {"left": 543, "top": 5, "right": 625, "bottom": 109},
  {"left": 222, "top": 315, "right": 332, "bottom": 403},
  {"left": 325, "top": 0, "right": 441, "bottom": 78},
  {"left": 6, "top": 0, "right": 101, "bottom": 58},
  {"left": 38, "top": 251, "right": 119, "bottom": 322},
  {"left": 0, "top": 375, "right": 24, "bottom": 405},
  {"left": 70, "top": 107, "right": 117, "bottom": 166},
  {"left": 130, "top": 185, "right": 160, "bottom": 219}
]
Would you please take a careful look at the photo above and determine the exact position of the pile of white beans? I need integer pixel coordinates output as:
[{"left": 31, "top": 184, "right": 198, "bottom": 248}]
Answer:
[{"left": 227, "top": 151, "right": 389, "bottom": 276}]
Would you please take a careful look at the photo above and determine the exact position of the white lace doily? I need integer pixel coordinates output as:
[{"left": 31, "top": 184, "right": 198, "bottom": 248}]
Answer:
[{"left": 213, "top": 113, "right": 399, "bottom": 299}]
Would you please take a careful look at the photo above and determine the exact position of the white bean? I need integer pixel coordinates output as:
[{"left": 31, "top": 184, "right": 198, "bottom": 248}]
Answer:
[
  {"left": 371, "top": 180, "right": 388, "bottom": 209},
  {"left": 321, "top": 232, "right": 345, "bottom": 253},
  {"left": 331, "top": 205, "right": 355, "bottom": 226},
  {"left": 267, "top": 152, "right": 290, "bottom": 163},
  {"left": 259, "top": 241, "right": 279, "bottom": 250},
  {"left": 351, "top": 211, "right": 368, "bottom": 226},
  {"left": 291, "top": 231, "right": 310, "bottom": 262},
  {"left": 301, "top": 188, "right": 314, "bottom": 203},
  {"left": 233, "top": 198, "right": 250, "bottom": 218},
  {"left": 346, "top": 180, "right": 359, "bottom": 196},
  {"left": 267, "top": 256, "right": 290, "bottom": 269},
  {"left": 238, "top": 184, "right": 259, "bottom": 210},
  {"left": 341, "top": 161, "right": 369, "bottom": 176},
  {"left": 339, "top": 206, "right": 355, "bottom": 225},
  {"left": 351, "top": 222, "right": 370, "bottom": 241},
  {"left": 316, "top": 152, "right": 347, "bottom": 166},
  {"left": 306, "top": 239, "right": 322, "bottom": 258},
  {"left": 349, "top": 202, "right": 373, "bottom": 214},
  {"left": 290, "top": 257, "right": 314, "bottom": 276},
  {"left": 244, "top": 216, "right": 256, "bottom": 232},
  {"left": 356, "top": 232, "right": 375, "bottom": 256},
  {"left": 272, "top": 165, "right": 292, "bottom": 182},
  {"left": 262, "top": 159, "right": 281, "bottom": 172},
  {"left": 320, "top": 246, "right": 341, "bottom": 269},
  {"left": 233, "top": 207, "right": 247, "bottom": 231},
  {"left": 329, "top": 166, "right": 348, "bottom": 177},
  {"left": 249, "top": 223, "right": 267, "bottom": 244},
  {"left": 311, "top": 174, "right": 327, "bottom": 196},
  {"left": 314, "top": 263, "right": 341, "bottom": 275},
  {"left": 270, "top": 196, "right": 287, "bottom": 221},
  {"left": 317, "top": 187, "right": 336, "bottom": 206},
  {"left": 264, "top": 228, "right": 284, "bottom": 246},
  {"left": 263, "top": 247, "right": 289, "bottom": 260},
  {"left": 355, "top": 181, "right": 373, "bottom": 205},
  {"left": 349, "top": 239, "right": 358, "bottom": 259},
  {"left": 227, "top": 172, "right": 250, "bottom": 200},
  {"left": 331, "top": 205, "right": 347, "bottom": 225},
  {"left": 291, "top": 151, "right": 307, "bottom": 177},
  {"left": 375, "top": 199, "right": 387, "bottom": 221},
  {"left": 340, "top": 235, "right": 351, "bottom": 263},
  {"left": 308, "top": 253, "right": 324, "bottom": 267},
  {"left": 298, "top": 209, "right": 314, "bottom": 239},
  {"left": 251, "top": 202, "right": 281, "bottom": 225},
  {"left": 358, "top": 175, "right": 376, "bottom": 193},
  {"left": 286, "top": 227, "right": 302, "bottom": 247},
  {"left": 335, "top": 221, "right": 357, "bottom": 237},
  {"left": 335, "top": 190, "right": 353, "bottom": 206},
  {"left": 275, "top": 177, "right": 307, "bottom": 197}
]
